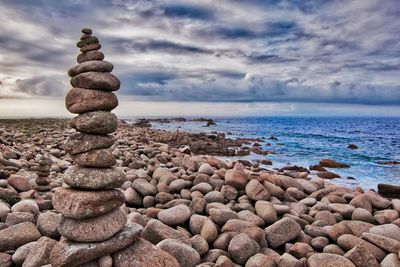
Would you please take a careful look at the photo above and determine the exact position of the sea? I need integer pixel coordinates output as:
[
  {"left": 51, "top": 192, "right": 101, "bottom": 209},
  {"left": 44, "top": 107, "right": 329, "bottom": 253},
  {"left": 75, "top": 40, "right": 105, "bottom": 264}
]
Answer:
[{"left": 141, "top": 116, "right": 400, "bottom": 190}]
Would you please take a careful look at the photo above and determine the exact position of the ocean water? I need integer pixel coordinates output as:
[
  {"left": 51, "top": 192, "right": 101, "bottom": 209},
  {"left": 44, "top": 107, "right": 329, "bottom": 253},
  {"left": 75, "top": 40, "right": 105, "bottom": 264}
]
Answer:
[{"left": 149, "top": 117, "right": 400, "bottom": 189}]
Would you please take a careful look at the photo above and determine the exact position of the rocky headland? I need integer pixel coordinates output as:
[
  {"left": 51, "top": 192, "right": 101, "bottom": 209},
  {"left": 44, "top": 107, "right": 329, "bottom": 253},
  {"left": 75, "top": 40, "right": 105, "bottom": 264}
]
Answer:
[{"left": 1, "top": 28, "right": 400, "bottom": 267}]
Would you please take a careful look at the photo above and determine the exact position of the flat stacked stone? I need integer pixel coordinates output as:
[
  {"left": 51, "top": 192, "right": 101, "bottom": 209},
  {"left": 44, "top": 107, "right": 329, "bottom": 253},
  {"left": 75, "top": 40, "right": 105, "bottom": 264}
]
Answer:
[{"left": 50, "top": 28, "right": 135, "bottom": 267}]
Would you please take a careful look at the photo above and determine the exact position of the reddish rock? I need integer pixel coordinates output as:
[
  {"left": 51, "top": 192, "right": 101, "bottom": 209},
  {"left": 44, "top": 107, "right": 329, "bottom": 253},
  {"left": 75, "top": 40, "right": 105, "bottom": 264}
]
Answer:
[
  {"left": 50, "top": 224, "right": 142, "bottom": 267},
  {"left": 225, "top": 169, "right": 249, "bottom": 190},
  {"left": 308, "top": 253, "right": 355, "bottom": 267},
  {"left": 112, "top": 237, "right": 179, "bottom": 267},
  {"left": 65, "top": 87, "right": 118, "bottom": 114},
  {"left": 7, "top": 175, "right": 31, "bottom": 192},
  {"left": 0, "top": 222, "right": 41, "bottom": 251},
  {"left": 23, "top": 237, "right": 57, "bottom": 267},
  {"left": 319, "top": 159, "right": 350, "bottom": 168},
  {"left": 70, "top": 148, "right": 116, "bottom": 167},
  {"left": 157, "top": 239, "right": 201, "bottom": 267},
  {"left": 53, "top": 187, "right": 125, "bottom": 219},
  {"left": 58, "top": 208, "right": 127, "bottom": 242}
]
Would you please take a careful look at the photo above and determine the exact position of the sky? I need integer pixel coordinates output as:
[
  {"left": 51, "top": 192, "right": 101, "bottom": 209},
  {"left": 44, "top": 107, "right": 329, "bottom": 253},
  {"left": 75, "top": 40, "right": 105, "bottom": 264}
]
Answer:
[{"left": 0, "top": 0, "right": 399, "bottom": 117}]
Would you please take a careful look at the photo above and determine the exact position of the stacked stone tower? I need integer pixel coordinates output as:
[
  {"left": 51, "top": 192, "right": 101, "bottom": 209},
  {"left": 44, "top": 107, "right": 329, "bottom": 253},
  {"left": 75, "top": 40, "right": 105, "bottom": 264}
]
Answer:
[
  {"left": 32, "top": 154, "right": 52, "bottom": 191},
  {"left": 50, "top": 28, "right": 142, "bottom": 266}
]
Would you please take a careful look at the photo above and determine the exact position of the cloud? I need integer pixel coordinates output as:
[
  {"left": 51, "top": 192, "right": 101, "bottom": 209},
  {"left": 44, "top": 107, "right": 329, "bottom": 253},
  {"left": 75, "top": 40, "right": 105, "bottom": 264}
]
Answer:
[{"left": 0, "top": 0, "right": 399, "bottom": 108}]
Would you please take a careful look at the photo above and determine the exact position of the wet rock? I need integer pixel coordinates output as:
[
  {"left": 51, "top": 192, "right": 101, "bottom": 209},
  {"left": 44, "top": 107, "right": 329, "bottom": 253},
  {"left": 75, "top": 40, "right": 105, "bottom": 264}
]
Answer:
[{"left": 319, "top": 159, "right": 350, "bottom": 168}]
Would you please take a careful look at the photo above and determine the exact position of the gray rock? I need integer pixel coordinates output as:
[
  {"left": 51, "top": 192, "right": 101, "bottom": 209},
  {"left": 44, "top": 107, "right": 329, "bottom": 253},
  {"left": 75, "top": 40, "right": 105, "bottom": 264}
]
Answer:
[
  {"left": 65, "top": 88, "right": 118, "bottom": 114},
  {"left": 65, "top": 133, "right": 115, "bottom": 155},
  {"left": 68, "top": 60, "right": 113, "bottom": 77},
  {"left": 71, "top": 111, "right": 118, "bottom": 135},
  {"left": 50, "top": 224, "right": 142, "bottom": 267},
  {"left": 70, "top": 72, "right": 120, "bottom": 91},
  {"left": 63, "top": 166, "right": 126, "bottom": 190}
]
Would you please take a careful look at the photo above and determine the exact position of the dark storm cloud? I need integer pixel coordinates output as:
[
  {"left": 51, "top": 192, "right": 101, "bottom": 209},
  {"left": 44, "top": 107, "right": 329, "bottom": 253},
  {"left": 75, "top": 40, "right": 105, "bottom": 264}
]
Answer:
[{"left": 0, "top": 0, "right": 399, "bottom": 106}]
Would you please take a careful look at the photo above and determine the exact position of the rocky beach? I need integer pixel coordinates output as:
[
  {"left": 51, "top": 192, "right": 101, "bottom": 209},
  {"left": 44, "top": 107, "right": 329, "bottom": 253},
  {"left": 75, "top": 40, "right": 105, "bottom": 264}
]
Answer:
[
  {"left": 1, "top": 115, "right": 400, "bottom": 266},
  {"left": 0, "top": 27, "right": 399, "bottom": 267}
]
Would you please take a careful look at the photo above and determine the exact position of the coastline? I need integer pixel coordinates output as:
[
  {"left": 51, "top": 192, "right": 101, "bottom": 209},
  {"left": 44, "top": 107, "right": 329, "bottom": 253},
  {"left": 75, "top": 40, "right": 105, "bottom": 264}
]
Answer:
[{"left": 1, "top": 118, "right": 400, "bottom": 266}]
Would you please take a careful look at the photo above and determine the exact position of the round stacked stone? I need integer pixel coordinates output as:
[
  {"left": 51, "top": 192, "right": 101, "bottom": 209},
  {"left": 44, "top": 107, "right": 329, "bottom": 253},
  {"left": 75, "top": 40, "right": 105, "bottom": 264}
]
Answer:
[{"left": 50, "top": 29, "right": 135, "bottom": 266}]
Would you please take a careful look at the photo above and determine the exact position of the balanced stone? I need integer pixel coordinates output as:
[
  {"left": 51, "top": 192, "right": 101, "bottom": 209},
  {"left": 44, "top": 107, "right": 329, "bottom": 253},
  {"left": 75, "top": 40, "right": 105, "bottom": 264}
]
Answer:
[
  {"left": 63, "top": 166, "right": 126, "bottom": 190},
  {"left": 81, "top": 28, "right": 92, "bottom": 34},
  {"left": 77, "top": 36, "right": 99, "bottom": 48},
  {"left": 80, "top": 33, "right": 92, "bottom": 40},
  {"left": 80, "top": 43, "right": 101, "bottom": 53},
  {"left": 70, "top": 72, "right": 120, "bottom": 91},
  {"left": 70, "top": 148, "right": 116, "bottom": 167},
  {"left": 77, "top": 51, "right": 104, "bottom": 63},
  {"left": 58, "top": 208, "right": 127, "bottom": 242},
  {"left": 68, "top": 60, "right": 114, "bottom": 77},
  {"left": 53, "top": 188, "right": 125, "bottom": 219},
  {"left": 71, "top": 111, "right": 118, "bottom": 134},
  {"left": 65, "top": 87, "right": 118, "bottom": 114},
  {"left": 50, "top": 224, "right": 143, "bottom": 267},
  {"left": 65, "top": 133, "right": 115, "bottom": 155}
]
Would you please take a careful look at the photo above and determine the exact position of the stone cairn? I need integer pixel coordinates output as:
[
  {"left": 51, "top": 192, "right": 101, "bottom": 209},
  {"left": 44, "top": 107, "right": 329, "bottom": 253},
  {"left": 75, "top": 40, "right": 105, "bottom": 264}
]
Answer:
[
  {"left": 49, "top": 28, "right": 142, "bottom": 266},
  {"left": 32, "top": 154, "right": 52, "bottom": 191}
]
